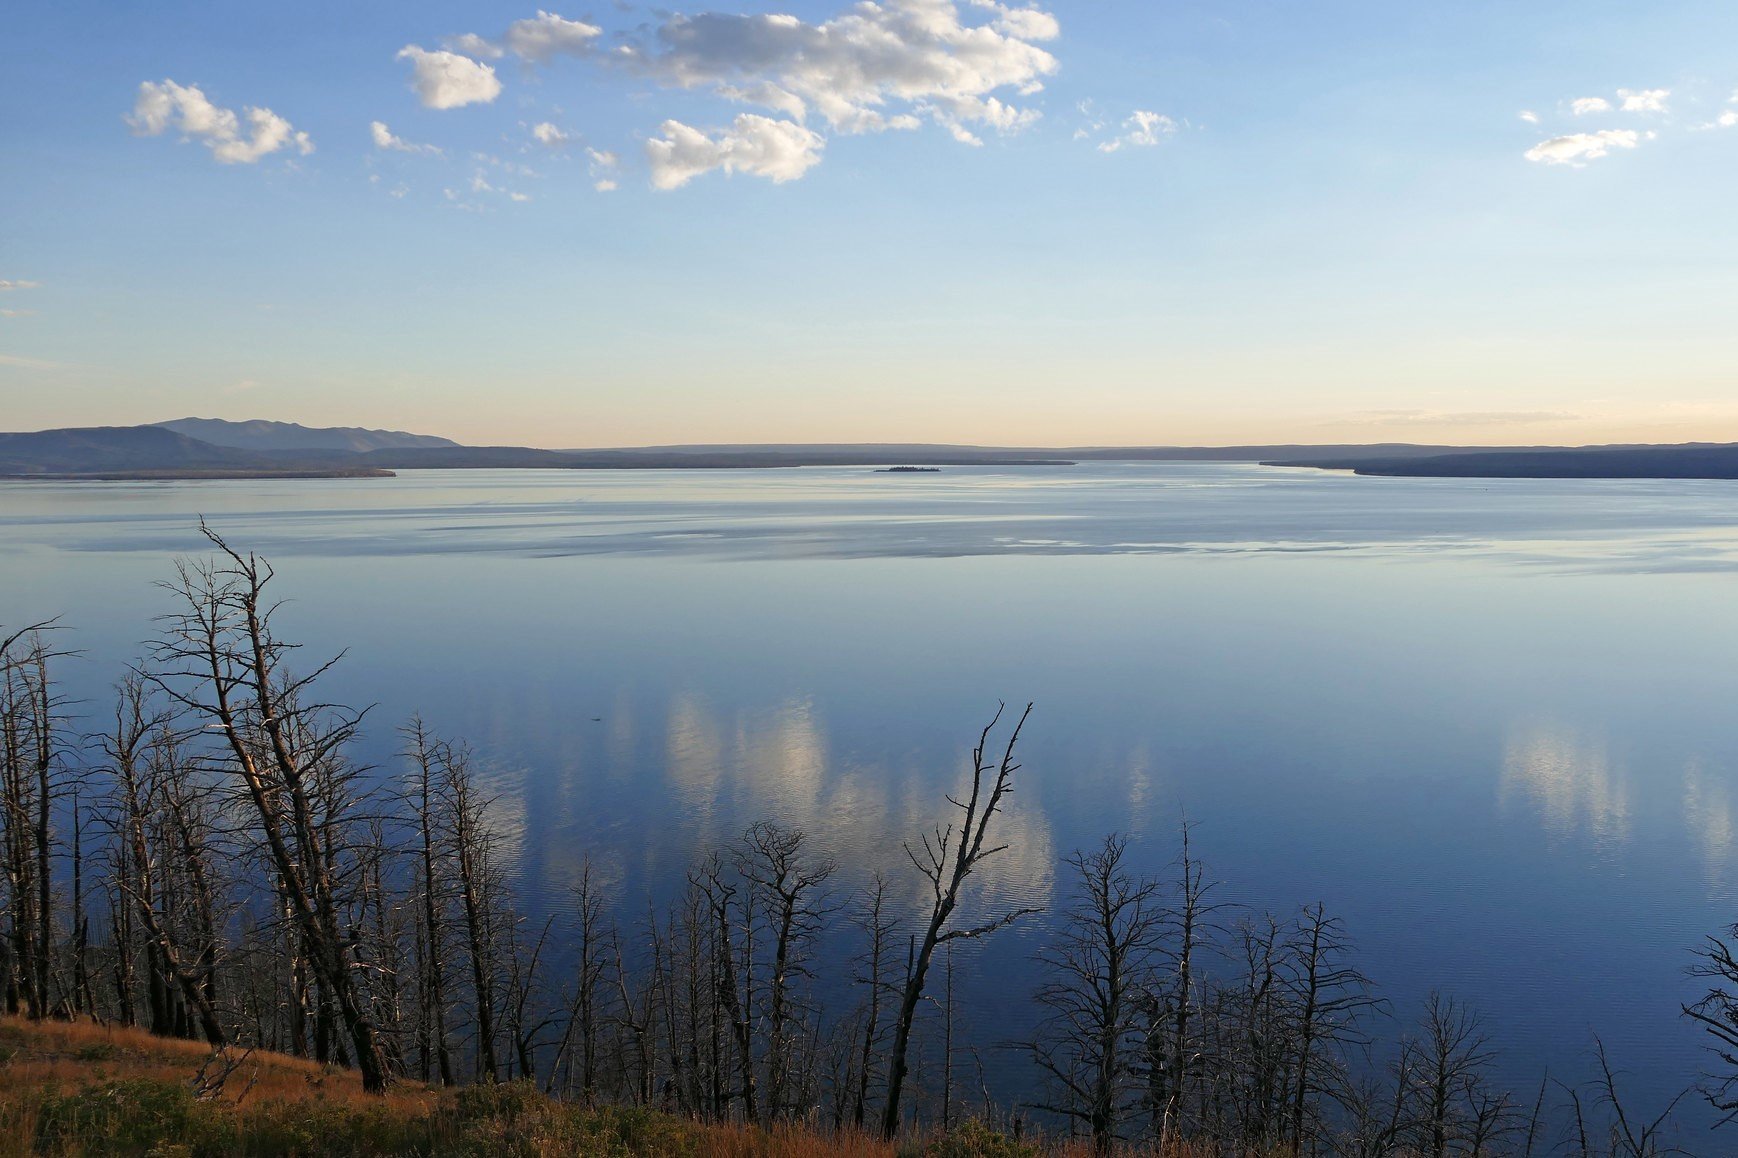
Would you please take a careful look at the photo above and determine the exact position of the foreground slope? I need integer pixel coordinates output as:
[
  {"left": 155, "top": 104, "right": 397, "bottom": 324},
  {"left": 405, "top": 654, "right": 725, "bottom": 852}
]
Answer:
[{"left": 0, "top": 1017, "right": 1079, "bottom": 1157}]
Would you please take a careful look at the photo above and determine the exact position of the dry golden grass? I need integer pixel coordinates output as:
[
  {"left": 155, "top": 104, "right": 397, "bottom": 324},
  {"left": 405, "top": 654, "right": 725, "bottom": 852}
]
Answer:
[
  {"left": 0, "top": 1016, "right": 1237, "bottom": 1157},
  {"left": 0, "top": 1014, "right": 443, "bottom": 1110}
]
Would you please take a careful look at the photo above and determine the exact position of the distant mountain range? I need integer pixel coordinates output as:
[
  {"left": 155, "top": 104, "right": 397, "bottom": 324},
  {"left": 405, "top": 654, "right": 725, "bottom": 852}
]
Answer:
[
  {"left": 0, "top": 425, "right": 398, "bottom": 479},
  {"left": 0, "top": 420, "right": 1072, "bottom": 478},
  {"left": 4, "top": 418, "right": 1738, "bottom": 480},
  {"left": 155, "top": 417, "right": 459, "bottom": 453}
]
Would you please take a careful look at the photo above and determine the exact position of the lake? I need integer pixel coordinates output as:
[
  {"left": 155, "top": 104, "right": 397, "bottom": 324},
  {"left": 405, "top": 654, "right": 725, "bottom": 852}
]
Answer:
[{"left": 4, "top": 462, "right": 1736, "bottom": 1121}]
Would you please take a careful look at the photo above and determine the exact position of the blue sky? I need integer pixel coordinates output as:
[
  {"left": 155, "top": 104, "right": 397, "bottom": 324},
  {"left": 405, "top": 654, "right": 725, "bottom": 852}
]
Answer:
[{"left": 3, "top": 0, "right": 1738, "bottom": 447}]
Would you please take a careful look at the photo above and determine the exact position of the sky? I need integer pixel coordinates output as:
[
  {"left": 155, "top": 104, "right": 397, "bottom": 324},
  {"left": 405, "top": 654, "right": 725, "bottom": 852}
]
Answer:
[{"left": 3, "top": 0, "right": 1738, "bottom": 448}]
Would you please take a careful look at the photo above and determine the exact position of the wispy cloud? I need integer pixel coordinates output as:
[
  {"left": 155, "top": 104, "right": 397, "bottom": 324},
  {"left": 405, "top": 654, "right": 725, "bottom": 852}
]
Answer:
[
  {"left": 446, "top": 11, "right": 604, "bottom": 65},
  {"left": 0, "top": 280, "right": 40, "bottom": 292},
  {"left": 502, "top": 10, "right": 604, "bottom": 63},
  {"left": 127, "top": 80, "right": 313, "bottom": 164},
  {"left": 371, "top": 121, "right": 442, "bottom": 155},
  {"left": 1097, "top": 109, "right": 1177, "bottom": 153},
  {"left": 1525, "top": 129, "right": 1640, "bottom": 167},
  {"left": 1617, "top": 87, "right": 1670, "bottom": 113},
  {"left": 531, "top": 121, "right": 571, "bottom": 147},
  {"left": 586, "top": 148, "right": 620, "bottom": 191}
]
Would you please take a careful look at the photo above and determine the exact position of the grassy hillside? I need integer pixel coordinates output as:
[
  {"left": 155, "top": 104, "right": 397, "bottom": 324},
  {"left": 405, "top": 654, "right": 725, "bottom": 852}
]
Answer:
[{"left": 0, "top": 1017, "right": 1152, "bottom": 1158}]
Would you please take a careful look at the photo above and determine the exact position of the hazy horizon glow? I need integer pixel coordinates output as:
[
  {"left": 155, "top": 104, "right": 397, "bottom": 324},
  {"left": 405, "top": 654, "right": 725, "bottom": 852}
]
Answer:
[{"left": 4, "top": 1, "right": 1738, "bottom": 448}]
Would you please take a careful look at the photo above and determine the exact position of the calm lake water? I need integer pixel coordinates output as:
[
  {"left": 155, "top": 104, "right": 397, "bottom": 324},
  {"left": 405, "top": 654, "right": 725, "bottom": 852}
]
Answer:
[{"left": 4, "top": 462, "right": 1738, "bottom": 1119}]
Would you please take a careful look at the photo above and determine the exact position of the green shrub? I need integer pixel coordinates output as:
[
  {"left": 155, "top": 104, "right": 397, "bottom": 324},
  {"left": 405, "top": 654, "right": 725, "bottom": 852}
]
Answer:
[
  {"left": 33, "top": 1079, "right": 197, "bottom": 1156},
  {"left": 898, "top": 1119, "right": 1037, "bottom": 1158}
]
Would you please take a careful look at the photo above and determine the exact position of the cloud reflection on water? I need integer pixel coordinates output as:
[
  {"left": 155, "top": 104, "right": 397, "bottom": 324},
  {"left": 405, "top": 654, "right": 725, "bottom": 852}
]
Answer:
[
  {"left": 657, "top": 691, "right": 1056, "bottom": 920},
  {"left": 1683, "top": 758, "right": 1738, "bottom": 891},
  {"left": 1499, "top": 720, "right": 1629, "bottom": 848}
]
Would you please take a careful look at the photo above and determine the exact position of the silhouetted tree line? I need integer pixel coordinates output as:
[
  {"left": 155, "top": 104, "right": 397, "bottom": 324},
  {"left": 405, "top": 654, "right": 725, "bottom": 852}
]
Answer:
[{"left": 0, "top": 527, "right": 1731, "bottom": 1154}]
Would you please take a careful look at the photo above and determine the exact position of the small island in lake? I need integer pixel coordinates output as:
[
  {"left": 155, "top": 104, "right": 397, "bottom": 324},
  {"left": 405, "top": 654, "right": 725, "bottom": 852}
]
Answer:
[{"left": 875, "top": 465, "right": 942, "bottom": 473}]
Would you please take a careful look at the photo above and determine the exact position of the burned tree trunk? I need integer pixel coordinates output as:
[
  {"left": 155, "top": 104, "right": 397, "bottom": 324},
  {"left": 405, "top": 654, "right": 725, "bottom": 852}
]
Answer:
[
  {"left": 1023, "top": 833, "right": 1164, "bottom": 1155},
  {"left": 147, "top": 528, "right": 391, "bottom": 1091},
  {"left": 881, "top": 703, "right": 1041, "bottom": 1139},
  {"left": 404, "top": 720, "right": 457, "bottom": 1086},
  {"left": 736, "top": 821, "right": 834, "bottom": 1122}
]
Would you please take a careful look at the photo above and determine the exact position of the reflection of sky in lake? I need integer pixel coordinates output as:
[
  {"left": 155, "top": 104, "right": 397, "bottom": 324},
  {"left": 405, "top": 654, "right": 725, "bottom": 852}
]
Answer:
[{"left": 4, "top": 462, "right": 1738, "bottom": 1122}]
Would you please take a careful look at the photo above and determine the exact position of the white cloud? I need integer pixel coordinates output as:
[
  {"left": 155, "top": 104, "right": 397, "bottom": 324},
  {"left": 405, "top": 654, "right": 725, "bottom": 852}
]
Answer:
[
  {"left": 646, "top": 114, "right": 825, "bottom": 189},
  {"left": 623, "top": 0, "right": 1059, "bottom": 143},
  {"left": 127, "top": 80, "right": 313, "bottom": 164},
  {"left": 1571, "top": 96, "right": 1612, "bottom": 116},
  {"left": 462, "top": 159, "right": 535, "bottom": 204},
  {"left": 1097, "top": 109, "right": 1176, "bottom": 153},
  {"left": 396, "top": 46, "right": 503, "bottom": 109},
  {"left": 1720, "top": 110, "right": 1738, "bottom": 128},
  {"left": 444, "top": 32, "right": 505, "bottom": 60},
  {"left": 586, "top": 147, "right": 620, "bottom": 191},
  {"left": 1524, "top": 128, "right": 1640, "bottom": 166},
  {"left": 968, "top": 0, "right": 1060, "bottom": 42},
  {"left": 0, "top": 309, "right": 34, "bottom": 318},
  {"left": 1617, "top": 87, "right": 1670, "bottom": 113},
  {"left": 1519, "top": 110, "right": 1540, "bottom": 124},
  {"left": 531, "top": 121, "right": 572, "bottom": 146},
  {"left": 0, "top": 280, "right": 40, "bottom": 291},
  {"left": 446, "top": 11, "right": 603, "bottom": 66},
  {"left": 370, "top": 120, "right": 442, "bottom": 155},
  {"left": 503, "top": 10, "right": 603, "bottom": 62}
]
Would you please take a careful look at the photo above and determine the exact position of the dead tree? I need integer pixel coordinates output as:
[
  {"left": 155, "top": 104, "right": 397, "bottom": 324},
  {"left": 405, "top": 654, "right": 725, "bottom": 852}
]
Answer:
[
  {"left": 146, "top": 528, "right": 392, "bottom": 1091},
  {"left": 1569, "top": 1035, "right": 1688, "bottom": 1157},
  {"left": 548, "top": 858, "right": 614, "bottom": 1101},
  {"left": 436, "top": 738, "right": 504, "bottom": 1082},
  {"left": 613, "top": 912, "right": 662, "bottom": 1105},
  {"left": 849, "top": 874, "right": 897, "bottom": 1130},
  {"left": 1282, "top": 903, "right": 1379, "bottom": 1155},
  {"left": 736, "top": 820, "right": 835, "bottom": 1121},
  {"left": 0, "top": 624, "right": 66, "bottom": 1020},
  {"left": 1021, "top": 833, "right": 1164, "bottom": 1154},
  {"left": 96, "top": 674, "right": 228, "bottom": 1044},
  {"left": 68, "top": 789, "right": 96, "bottom": 1017},
  {"left": 1410, "top": 991, "right": 1498, "bottom": 1158},
  {"left": 504, "top": 914, "right": 559, "bottom": 1082},
  {"left": 880, "top": 702, "right": 1042, "bottom": 1139},
  {"left": 1222, "top": 913, "right": 1291, "bottom": 1148},
  {"left": 692, "top": 850, "right": 757, "bottom": 1120},
  {"left": 1684, "top": 924, "right": 1738, "bottom": 1127},
  {"left": 403, "top": 719, "right": 456, "bottom": 1086},
  {"left": 1147, "top": 819, "right": 1228, "bottom": 1144}
]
